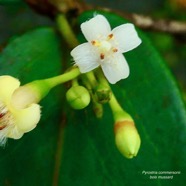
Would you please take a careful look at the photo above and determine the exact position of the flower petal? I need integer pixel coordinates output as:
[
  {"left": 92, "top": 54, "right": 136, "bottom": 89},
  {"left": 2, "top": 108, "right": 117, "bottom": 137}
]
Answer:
[
  {"left": 71, "top": 43, "right": 100, "bottom": 73},
  {"left": 81, "top": 15, "right": 111, "bottom": 42},
  {"left": 12, "top": 103, "right": 41, "bottom": 133},
  {"left": 0, "top": 119, "right": 23, "bottom": 143},
  {"left": 112, "top": 23, "right": 141, "bottom": 53},
  {"left": 101, "top": 54, "right": 129, "bottom": 84},
  {"left": 6, "top": 126, "right": 24, "bottom": 140},
  {"left": 0, "top": 76, "right": 20, "bottom": 103}
]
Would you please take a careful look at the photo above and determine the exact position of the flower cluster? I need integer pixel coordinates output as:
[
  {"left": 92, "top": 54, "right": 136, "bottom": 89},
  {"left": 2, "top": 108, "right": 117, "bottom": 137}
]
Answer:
[{"left": 0, "top": 14, "right": 142, "bottom": 158}]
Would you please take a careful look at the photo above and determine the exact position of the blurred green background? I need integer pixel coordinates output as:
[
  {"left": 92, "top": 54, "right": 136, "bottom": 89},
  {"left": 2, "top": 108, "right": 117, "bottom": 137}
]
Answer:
[{"left": 0, "top": 0, "right": 186, "bottom": 186}]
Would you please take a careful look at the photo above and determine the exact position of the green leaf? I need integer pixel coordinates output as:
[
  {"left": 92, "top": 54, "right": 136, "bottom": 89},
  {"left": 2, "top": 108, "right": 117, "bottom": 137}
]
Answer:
[
  {"left": 59, "top": 11, "right": 186, "bottom": 186},
  {"left": 0, "top": 27, "right": 63, "bottom": 185}
]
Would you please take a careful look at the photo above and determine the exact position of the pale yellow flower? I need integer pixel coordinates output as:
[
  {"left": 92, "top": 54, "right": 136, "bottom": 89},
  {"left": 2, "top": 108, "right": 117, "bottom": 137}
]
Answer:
[{"left": 0, "top": 76, "right": 41, "bottom": 145}]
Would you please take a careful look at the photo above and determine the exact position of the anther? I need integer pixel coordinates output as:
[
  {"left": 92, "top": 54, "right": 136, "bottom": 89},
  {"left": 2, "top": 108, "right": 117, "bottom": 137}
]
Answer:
[
  {"left": 100, "top": 53, "right": 105, "bottom": 60},
  {"left": 0, "top": 125, "right": 6, "bottom": 130},
  {"left": 0, "top": 113, "right": 6, "bottom": 119},
  {"left": 0, "top": 103, "right": 11, "bottom": 131},
  {"left": 91, "top": 40, "right": 96, "bottom": 45},
  {"left": 108, "top": 34, "right": 114, "bottom": 39},
  {"left": 0, "top": 113, "right": 7, "bottom": 130},
  {"left": 113, "top": 48, "right": 118, "bottom": 53},
  {"left": 91, "top": 40, "right": 100, "bottom": 47}
]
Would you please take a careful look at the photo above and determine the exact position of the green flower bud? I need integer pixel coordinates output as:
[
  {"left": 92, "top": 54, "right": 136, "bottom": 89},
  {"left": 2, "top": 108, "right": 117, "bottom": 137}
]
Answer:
[
  {"left": 114, "top": 119, "right": 141, "bottom": 159},
  {"left": 11, "top": 80, "right": 50, "bottom": 109},
  {"left": 66, "top": 86, "right": 90, "bottom": 110},
  {"left": 95, "top": 84, "right": 112, "bottom": 104}
]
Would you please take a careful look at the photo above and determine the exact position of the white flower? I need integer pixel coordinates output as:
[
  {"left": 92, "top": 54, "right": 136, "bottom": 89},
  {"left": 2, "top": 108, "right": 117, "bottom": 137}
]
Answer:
[
  {"left": 71, "top": 15, "right": 142, "bottom": 84},
  {"left": 0, "top": 76, "right": 41, "bottom": 145}
]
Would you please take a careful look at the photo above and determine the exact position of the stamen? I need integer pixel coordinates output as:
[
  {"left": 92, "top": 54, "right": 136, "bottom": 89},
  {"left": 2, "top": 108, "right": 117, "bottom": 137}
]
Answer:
[
  {"left": 108, "top": 34, "right": 114, "bottom": 40},
  {"left": 100, "top": 53, "right": 105, "bottom": 60},
  {"left": 0, "top": 126, "right": 6, "bottom": 130},
  {"left": 91, "top": 40, "right": 100, "bottom": 46},
  {"left": 113, "top": 48, "right": 118, "bottom": 53},
  {"left": 0, "top": 113, "right": 6, "bottom": 118},
  {"left": 0, "top": 102, "right": 13, "bottom": 131},
  {"left": 0, "top": 109, "right": 7, "bottom": 130},
  {"left": 91, "top": 40, "right": 96, "bottom": 45}
]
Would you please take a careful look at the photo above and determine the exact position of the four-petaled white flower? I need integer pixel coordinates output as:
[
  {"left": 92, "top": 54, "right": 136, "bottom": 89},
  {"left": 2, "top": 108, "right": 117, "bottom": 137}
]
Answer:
[
  {"left": 0, "top": 76, "right": 41, "bottom": 145},
  {"left": 71, "top": 15, "right": 142, "bottom": 84}
]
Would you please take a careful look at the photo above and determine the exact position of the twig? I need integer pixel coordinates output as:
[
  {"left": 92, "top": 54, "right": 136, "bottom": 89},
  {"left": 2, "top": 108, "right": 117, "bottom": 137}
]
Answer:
[
  {"left": 25, "top": 0, "right": 186, "bottom": 35},
  {"left": 111, "top": 11, "right": 186, "bottom": 35},
  {"left": 66, "top": 1, "right": 186, "bottom": 35},
  {"left": 77, "top": 4, "right": 186, "bottom": 35}
]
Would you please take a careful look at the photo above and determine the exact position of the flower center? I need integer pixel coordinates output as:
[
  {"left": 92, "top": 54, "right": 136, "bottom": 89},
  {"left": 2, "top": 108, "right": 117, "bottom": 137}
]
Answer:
[
  {"left": 91, "top": 34, "right": 118, "bottom": 60},
  {"left": 91, "top": 40, "right": 112, "bottom": 53},
  {"left": 99, "top": 41, "right": 112, "bottom": 52},
  {"left": 0, "top": 101, "right": 13, "bottom": 130}
]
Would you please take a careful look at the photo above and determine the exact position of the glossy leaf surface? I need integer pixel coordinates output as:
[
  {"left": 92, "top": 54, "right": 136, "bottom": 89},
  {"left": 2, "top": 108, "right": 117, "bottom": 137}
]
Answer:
[{"left": 0, "top": 11, "right": 186, "bottom": 186}]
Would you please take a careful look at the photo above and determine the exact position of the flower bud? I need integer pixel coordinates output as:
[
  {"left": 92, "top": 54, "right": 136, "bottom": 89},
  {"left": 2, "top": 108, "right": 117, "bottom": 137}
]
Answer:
[
  {"left": 66, "top": 86, "right": 90, "bottom": 110},
  {"left": 11, "top": 80, "right": 50, "bottom": 109},
  {"left": 95, "top": 84, "right": 112, "bottom": 104},
  {"left": 114, "top": 120, "right": 141, "bottom": 159}
]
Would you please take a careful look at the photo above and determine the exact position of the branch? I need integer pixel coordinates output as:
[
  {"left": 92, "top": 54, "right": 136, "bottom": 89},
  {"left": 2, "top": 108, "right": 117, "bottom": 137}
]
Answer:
[
  {"left": 25, "top": 0, "right": 186, "bottom": 35},
  {"left": 112, "top": 11, "right": 186, "bottom": 35},
  {"left": 78, "top": 5, "right": 186, "bottom": 35}
]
